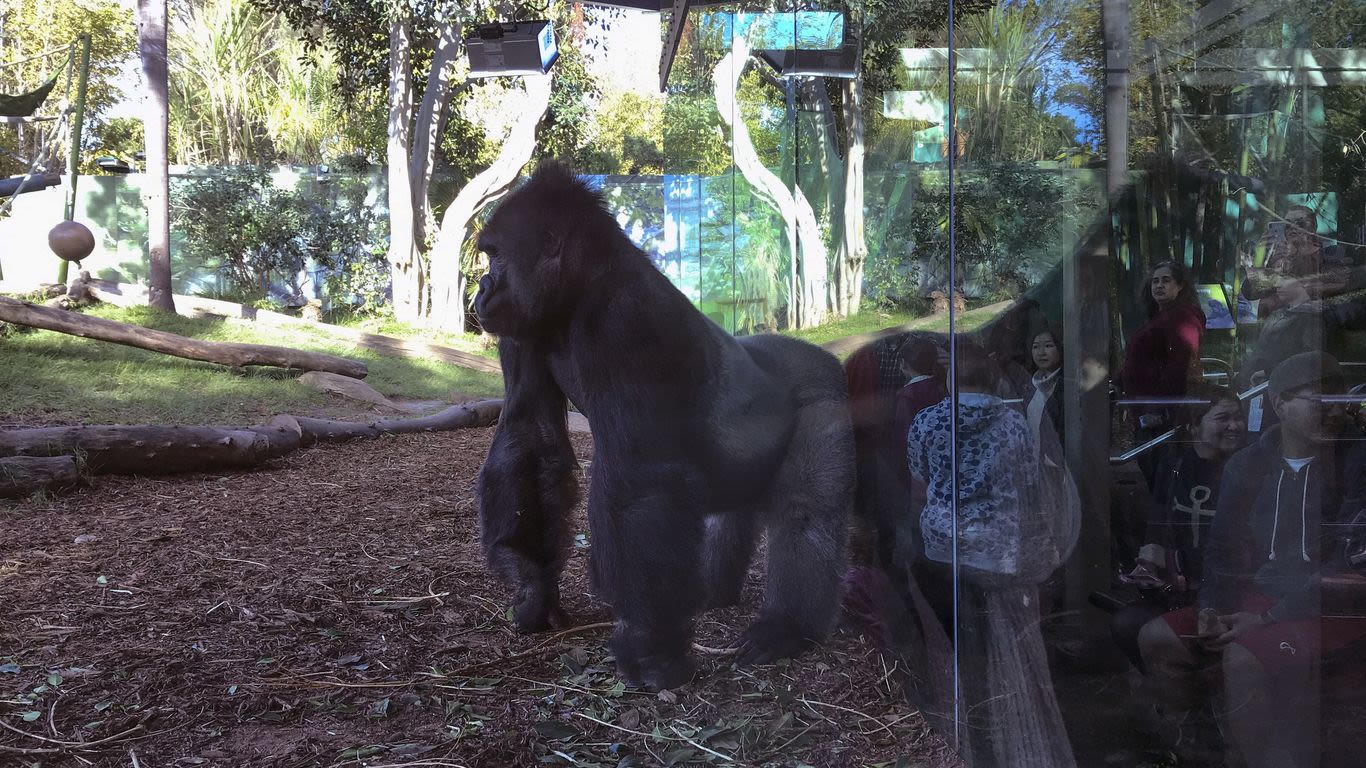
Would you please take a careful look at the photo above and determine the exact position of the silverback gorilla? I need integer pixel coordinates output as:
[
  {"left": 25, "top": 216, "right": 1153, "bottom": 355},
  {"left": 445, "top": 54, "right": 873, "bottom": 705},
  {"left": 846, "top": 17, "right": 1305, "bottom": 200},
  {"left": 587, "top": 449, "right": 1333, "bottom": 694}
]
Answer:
[{"left": 474, "top": 163, "right": 854, "bottom": 689}]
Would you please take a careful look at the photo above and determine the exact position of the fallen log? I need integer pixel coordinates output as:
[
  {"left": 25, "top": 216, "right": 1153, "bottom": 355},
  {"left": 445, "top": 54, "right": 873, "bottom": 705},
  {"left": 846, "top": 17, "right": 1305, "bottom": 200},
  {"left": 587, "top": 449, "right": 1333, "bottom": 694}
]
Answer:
[
  {"left": 0, "top": 400, "right": 504, "bottom": 478},
  {"left": 0, "top": 455, "right": 80, "bottom": 499},
  {"left": 0, "top": 425, "right": 276, "bottom": 475},
  {"left": 0, "top": 295, "right": 368, "bottom": 379},
  {"left": 294, "top": 399, "right": 505, "bottom": 446},
  {"left": 78, "top": 277, "right": 503, "bottom": 376}
]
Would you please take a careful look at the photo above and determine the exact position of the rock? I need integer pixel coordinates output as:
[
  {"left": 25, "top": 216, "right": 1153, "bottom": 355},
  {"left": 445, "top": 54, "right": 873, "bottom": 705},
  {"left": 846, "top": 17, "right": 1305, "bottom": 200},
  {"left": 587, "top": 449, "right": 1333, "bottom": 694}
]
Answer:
[{"left": 298, "top": 371, "right": 398, "bottom": 410}]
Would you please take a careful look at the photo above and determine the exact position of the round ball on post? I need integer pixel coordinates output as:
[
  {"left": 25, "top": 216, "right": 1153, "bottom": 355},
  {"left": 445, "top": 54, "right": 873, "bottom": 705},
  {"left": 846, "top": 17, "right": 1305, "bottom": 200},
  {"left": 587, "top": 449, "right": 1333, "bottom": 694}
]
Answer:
[{"left": 48, "top": 221, "right": 96, "bottom": 262}]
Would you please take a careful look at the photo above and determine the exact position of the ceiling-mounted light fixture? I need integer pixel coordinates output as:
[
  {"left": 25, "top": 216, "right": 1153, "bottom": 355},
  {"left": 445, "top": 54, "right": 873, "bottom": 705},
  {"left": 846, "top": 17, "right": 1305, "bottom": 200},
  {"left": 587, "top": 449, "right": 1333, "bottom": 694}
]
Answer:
[{"left": 465, "top": 20, "right": 559, "bottom": 79}]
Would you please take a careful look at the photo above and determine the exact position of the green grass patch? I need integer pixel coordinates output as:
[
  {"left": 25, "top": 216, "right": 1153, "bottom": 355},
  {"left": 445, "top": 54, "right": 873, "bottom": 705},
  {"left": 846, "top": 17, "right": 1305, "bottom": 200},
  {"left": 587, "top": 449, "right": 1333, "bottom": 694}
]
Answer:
[
  {"left": 780, "top": 303, "right": 1008, "bottom": 357},
  {"left": 781, "top": 307, "right": 923, "bottom": 347},
  {"left": 909, "top": 302, "right": 1010, "bottom": 334},
  {"left": 331, "top": 314, "right": 500, "bottom": 360},
  {"left": 1, "top": 304, "right": 503, "bottom": 426}
]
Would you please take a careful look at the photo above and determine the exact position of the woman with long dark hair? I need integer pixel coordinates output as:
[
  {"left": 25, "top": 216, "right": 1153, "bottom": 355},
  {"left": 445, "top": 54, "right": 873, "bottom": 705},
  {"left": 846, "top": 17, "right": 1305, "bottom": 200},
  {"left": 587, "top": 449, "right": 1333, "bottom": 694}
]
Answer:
[{"left": 1120, "top": 261, "right": 1207, "bottom": 402}]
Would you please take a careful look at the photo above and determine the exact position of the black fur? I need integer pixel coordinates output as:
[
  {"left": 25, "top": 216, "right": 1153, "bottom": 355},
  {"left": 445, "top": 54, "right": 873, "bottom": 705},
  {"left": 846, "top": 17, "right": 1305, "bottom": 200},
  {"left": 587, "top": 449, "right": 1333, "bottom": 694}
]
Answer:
[{"left": 475, "top": 162, "right": 854, "bottom": 689}]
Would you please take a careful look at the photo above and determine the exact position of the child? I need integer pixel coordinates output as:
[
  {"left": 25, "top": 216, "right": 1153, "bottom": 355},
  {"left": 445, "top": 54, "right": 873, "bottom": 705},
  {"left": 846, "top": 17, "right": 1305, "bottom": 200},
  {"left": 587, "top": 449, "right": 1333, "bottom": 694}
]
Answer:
[{"left": 893, "top": 336, "right": 947, "bottom": 450}]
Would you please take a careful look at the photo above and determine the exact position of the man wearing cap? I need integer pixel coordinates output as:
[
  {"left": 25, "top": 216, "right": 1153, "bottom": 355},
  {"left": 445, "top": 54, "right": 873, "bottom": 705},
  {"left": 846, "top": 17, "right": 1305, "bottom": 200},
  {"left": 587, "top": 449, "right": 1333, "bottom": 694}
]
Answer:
[{"left": 1138, "top": 351, "right": 1366, "bottom": 768}]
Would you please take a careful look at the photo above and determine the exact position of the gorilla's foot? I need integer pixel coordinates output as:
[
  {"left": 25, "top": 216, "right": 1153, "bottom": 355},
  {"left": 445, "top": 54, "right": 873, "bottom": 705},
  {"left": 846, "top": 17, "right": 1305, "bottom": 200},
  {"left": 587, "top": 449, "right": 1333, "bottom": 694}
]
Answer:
[
  {"left": 731, "top": 615, "right": 815, "bottom": 666},
  {"left": 610, "top": 622, "right": 697, "bottom": 690}
]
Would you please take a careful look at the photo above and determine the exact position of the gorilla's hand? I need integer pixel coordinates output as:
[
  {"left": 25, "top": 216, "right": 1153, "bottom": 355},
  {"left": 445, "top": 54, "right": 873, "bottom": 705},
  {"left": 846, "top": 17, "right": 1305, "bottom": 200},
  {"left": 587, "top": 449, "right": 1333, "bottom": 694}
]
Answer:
[{"left": 610, "top": 621, "right": 697, "bottom": 691}]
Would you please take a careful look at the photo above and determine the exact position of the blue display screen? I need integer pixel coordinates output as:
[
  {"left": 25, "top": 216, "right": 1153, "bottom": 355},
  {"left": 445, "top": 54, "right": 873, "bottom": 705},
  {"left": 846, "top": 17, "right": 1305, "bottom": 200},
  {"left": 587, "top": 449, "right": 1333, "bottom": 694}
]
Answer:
[{"left": 703, "top": 11, "right": 846, "bottom": 51}]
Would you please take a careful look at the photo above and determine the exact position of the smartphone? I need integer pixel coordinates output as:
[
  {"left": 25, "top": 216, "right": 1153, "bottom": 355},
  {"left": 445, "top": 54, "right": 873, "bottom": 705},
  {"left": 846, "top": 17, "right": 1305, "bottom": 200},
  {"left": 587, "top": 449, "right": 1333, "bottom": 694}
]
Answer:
[{"left": 1267, "top": 221, "right": 1288, "bottom": 250}]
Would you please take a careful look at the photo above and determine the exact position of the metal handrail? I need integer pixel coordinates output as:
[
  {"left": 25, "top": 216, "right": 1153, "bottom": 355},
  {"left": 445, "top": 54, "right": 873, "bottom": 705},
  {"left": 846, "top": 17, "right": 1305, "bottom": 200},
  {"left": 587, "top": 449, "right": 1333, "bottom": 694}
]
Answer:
[
  {"left": 1108, "top": 381, "right": 1269, "bottom": 465},
  {"left": 1107, "top": 380, "right": 1366, "bottom": 465},
  {"left": 1110, "top": 428, "right": 1179, "bottom": 465}
]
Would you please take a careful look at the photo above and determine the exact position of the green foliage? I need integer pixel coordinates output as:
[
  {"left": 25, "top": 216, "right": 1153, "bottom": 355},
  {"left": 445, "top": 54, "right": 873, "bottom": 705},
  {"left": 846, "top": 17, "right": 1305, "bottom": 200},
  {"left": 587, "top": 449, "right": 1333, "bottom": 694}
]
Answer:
[
  {"left": 86, "top": 116, "right": 144, "bottom": 171},
  {"left": 866, "top": 164, "right": 1095, "bottom": 305},
  {"left": 662, "top": 22, "right": 731, "bottom": 175},
  {"left": 581, "top": 91, "right": 665, "bottom": 175},
  {"left": 537, "top": 7, "right": 601, "bottom": 163},
  {"left": 169, "top": 0, "right": 357, "bottom": 165},
  {"left": 172, "top": 168, "right": 387, "bottom": 309},
  {"left": 0, "top": 0, "right": 135, "bottom": 120},
  {"left": 173, "top": 167, "right": 306, "bottom": 296}
]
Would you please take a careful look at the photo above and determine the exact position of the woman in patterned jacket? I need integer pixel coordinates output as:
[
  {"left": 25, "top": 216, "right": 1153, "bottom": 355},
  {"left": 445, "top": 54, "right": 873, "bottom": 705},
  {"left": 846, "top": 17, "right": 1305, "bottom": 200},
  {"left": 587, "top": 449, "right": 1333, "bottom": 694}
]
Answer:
[{"left": 904, "top": 341, "right": 1076, "bottom": 768}]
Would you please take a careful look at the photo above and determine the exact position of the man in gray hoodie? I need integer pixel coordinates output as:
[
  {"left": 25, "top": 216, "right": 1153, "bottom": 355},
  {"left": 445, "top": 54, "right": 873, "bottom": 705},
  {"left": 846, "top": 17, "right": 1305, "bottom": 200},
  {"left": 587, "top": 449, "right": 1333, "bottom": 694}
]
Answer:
[{"left": 1139, "top": 352, "right": 1366, "bottom": 767}]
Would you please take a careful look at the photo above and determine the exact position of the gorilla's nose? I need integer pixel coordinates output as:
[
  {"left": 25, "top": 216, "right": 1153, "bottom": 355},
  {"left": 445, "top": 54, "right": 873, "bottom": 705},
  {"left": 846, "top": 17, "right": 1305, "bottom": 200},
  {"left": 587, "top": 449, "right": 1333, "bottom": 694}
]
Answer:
[{"left": 474, "top": 275, "right": 495, "bottom": 318}]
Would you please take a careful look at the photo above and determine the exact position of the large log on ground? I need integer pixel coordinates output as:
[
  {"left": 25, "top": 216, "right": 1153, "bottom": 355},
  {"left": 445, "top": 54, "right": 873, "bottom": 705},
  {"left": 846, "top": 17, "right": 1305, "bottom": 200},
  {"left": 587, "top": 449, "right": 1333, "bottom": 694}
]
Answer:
[
  {"left": 0, "top": 401, "right": 503, "bottom": 478},
  {"left": 0, "top": 455, "right": 80, "bottom": 499},
  {"left": 0, "top": 295, "right": 368, "bottom": 379},
  {"left": 295, "top": 399, "right": 503, "bottom": 446},
  {"left": 79, "top": 278, "right": 502, "bottom": 375},
  {"left": 0, "top": 425, "right": 275, "bottom": 474}
]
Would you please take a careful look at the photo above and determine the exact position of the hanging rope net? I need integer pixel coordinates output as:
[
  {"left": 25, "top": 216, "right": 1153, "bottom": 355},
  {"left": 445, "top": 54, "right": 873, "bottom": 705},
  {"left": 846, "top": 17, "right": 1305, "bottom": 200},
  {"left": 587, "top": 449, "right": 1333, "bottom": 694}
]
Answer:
[{"left": 1, "top": 40, "right": 84, "bottom": 214}]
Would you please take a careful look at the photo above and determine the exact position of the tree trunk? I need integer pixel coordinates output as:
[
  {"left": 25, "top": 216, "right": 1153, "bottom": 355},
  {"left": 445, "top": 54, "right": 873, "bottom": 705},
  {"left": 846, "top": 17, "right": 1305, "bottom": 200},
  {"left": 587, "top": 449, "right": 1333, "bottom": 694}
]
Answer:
[
  {"left": 427, "top": 76, "right": 553, "bottom": 332},
  {"left": 0, "top": 296, "right": 369, "bottom": 378},
  {"left": 0, "top": 456, "right": 80, "bottom": 499},
  {"left": 137, "top": 0, "right": 174, "bottom": 313},
  {"left": 714, "top": 39, "right": 828, "bottom": 329},
  {"left": 410, "top": 20, "right": 463, "bottom": 251},
  {"left": 839, "top": 77, "right": 868, "bottom": 317},
  {"left": 797, "top": 79, "right": 846, "bottom": 317},
  {"left": 0, "top": 401, "right": 503, "bottom": 481},
  {"left": 387, "top": 12, "right": 420, "bottom": 322}
]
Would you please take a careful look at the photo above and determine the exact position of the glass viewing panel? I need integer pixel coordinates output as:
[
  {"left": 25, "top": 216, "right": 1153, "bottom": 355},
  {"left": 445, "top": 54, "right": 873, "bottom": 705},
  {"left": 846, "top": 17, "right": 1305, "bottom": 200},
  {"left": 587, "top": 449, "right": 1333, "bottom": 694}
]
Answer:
[{"left": 654, "top": 1, "right": 1363, "bottom": 764}]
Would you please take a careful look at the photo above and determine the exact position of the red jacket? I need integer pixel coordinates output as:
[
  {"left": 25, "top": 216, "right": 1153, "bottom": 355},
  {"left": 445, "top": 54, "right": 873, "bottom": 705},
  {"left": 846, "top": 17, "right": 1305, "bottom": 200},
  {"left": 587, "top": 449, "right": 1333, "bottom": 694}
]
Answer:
[{"left": 1120, "top": 302, "right": 1206, "bottom": 397}]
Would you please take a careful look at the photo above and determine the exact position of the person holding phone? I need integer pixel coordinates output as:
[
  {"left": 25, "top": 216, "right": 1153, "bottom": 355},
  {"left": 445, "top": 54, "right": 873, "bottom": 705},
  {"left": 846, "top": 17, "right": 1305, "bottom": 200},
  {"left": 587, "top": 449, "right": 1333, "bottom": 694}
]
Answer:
[{"left": 1239, "top": 206, "right": 1347, "bottom": 319}]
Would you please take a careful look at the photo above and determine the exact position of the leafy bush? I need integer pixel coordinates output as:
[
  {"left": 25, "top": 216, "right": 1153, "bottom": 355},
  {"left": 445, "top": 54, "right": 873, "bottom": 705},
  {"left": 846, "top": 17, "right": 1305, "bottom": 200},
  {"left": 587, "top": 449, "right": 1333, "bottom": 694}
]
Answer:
[
  {"left": 866, "top": 163, "right": 1094, "bottom": 305},
  {"left": 172, "top": 168, "right": 387, "bottom": 313}
]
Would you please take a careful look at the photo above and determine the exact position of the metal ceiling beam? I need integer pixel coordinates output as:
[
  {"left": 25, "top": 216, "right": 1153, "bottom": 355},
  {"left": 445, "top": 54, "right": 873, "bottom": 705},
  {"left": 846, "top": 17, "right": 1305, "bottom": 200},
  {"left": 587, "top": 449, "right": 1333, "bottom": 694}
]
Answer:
[{"left": 659, "top": 0, "right": 691, "bottom": 91}]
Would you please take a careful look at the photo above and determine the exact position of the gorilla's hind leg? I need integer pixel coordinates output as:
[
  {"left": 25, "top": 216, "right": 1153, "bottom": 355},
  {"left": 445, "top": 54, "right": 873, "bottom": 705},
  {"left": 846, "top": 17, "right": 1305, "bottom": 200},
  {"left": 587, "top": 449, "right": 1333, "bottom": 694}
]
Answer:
[{"left": 734, "top": 392, "right": 853, "bottom": 666}]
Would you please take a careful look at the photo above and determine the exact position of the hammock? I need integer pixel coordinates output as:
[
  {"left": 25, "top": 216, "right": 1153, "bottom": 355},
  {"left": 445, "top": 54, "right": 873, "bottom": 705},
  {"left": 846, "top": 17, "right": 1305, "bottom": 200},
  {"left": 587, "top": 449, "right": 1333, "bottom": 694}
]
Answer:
[
  {"left": 0, "top": 72, "right": 59, "bottom": 120},
  {"left": 1, "top": 37, "right": 88, "bottom": 221}
]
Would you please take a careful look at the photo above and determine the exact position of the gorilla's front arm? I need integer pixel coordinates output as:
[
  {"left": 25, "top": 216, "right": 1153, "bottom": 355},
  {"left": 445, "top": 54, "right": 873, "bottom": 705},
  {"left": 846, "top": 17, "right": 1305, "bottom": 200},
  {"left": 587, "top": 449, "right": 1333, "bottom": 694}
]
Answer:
[{"left": 477, "top": 337, "right": 579, "bottom": 632}]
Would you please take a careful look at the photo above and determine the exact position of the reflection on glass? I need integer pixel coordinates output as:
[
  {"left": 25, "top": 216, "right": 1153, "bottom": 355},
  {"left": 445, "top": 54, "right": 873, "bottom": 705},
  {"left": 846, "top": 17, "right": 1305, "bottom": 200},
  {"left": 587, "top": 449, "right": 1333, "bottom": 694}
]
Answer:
[{"left": 652, "top": 0, "right": 1363, "bottom": 765}]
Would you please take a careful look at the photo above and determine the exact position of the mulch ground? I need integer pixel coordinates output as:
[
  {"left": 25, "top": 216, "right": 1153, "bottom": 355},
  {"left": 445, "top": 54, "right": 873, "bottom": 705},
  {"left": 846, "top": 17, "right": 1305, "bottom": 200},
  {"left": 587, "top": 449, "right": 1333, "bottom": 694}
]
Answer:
[{"left": 0, "top": 425, "right": 960, "bottom": 768}]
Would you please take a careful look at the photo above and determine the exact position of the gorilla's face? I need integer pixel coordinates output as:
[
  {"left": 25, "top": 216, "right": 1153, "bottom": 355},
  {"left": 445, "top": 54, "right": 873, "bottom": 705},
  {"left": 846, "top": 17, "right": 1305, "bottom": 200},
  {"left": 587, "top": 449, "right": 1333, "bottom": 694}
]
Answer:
[{"left": 474, "top": 194, "right": 560, "bottom": 337}]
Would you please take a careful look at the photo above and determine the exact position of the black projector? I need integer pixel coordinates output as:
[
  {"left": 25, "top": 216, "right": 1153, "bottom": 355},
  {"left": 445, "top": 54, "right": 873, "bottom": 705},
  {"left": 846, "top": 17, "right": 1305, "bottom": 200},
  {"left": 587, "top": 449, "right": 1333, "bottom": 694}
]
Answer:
[{"left": 465, "top": 20, "right": 559, "bottom": 78}]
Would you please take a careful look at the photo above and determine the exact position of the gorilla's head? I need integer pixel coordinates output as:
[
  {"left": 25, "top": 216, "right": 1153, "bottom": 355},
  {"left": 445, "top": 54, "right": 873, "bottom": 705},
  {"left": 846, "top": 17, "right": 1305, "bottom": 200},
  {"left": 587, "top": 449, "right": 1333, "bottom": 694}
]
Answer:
[{"left": 474, "top": 162, "right": 611, "bottom": 337}]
